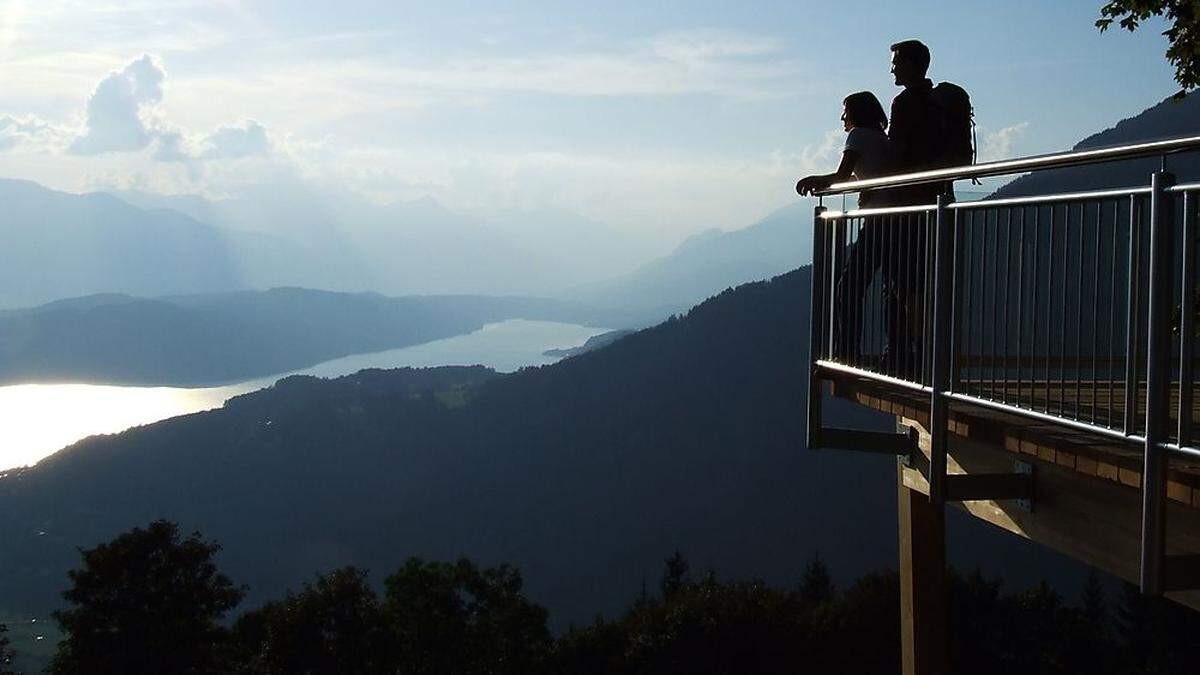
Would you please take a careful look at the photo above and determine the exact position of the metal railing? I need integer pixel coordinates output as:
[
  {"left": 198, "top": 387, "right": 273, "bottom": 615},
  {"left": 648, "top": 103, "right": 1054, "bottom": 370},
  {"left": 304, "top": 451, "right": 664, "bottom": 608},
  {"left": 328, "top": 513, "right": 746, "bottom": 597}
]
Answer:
[{"left": 805, "top": 134, "right": 1200, "bottom": 595}]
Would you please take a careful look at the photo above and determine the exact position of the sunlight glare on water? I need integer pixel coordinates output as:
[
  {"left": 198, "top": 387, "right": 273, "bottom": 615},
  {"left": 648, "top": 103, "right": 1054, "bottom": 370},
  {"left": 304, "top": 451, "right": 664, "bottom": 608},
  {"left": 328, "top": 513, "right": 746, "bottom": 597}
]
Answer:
[{"left": 0, "top": 320, "right": 607, "bottom": 472}]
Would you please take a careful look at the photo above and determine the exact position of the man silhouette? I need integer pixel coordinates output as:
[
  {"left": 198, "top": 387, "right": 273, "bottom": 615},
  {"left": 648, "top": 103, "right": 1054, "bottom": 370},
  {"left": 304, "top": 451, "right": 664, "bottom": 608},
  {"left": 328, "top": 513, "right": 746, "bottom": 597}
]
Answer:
[
  {"left": 869, "top": 39, "right": 946, "bottom": 374},
  {"left": 887, "top": 39, "right": 952, "bottom": 205}
]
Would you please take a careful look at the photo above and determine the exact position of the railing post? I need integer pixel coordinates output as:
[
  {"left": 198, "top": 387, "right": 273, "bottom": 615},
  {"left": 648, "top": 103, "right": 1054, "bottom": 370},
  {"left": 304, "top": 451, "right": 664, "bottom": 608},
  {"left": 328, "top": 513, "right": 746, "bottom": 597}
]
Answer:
[
  {"left": 807, "top": 205, "right": 828, "bottom": 450},
  {"left": 929, "top": 195, "right": 953, "bottom": 504},
  {"left": 1142, "top": 170, "right": 1176, "bottom": 595}
]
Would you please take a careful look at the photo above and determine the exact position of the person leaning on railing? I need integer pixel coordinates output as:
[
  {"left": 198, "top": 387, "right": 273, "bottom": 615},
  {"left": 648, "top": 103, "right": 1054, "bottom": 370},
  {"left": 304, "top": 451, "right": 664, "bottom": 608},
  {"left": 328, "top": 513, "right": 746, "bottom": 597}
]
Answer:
[
  {"left": 795, "top": 91, "right": 893, "bottom": 208},
  {"left": 796, "top": 92, "right": 898, "bottom": 369}
]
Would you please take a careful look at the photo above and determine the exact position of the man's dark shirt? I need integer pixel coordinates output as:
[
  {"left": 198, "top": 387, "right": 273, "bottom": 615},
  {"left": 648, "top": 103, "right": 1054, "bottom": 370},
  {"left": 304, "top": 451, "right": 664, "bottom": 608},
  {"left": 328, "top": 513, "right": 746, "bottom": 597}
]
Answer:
[{"left": 888, "top": 78, "right": 949, "bottom": 205}]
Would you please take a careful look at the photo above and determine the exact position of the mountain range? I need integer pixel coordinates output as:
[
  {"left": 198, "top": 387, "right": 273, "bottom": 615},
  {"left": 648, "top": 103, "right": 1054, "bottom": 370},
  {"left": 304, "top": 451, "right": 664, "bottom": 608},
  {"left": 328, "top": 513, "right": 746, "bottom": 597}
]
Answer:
[{"left": 0, "top": 268, "right": 1088, "bottom": 644}]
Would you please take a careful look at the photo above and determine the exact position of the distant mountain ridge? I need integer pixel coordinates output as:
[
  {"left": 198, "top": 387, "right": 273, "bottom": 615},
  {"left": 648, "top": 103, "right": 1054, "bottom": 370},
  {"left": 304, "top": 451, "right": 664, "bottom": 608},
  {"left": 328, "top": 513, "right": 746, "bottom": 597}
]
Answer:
[
  {"left": 0, "top": 179, "right": 256, "bottom": 308},
  {"left": 0, "top": 288, "right": 631, "bottom": 386},
  {"left": 112, "top": 187, "right": 656, "bottom": 295},
  {"left": 991, "top": 92, "right": 1200, "bottom": 198},
  {"left": 569, "top": 200, "right": 812, "bottom": 315}
]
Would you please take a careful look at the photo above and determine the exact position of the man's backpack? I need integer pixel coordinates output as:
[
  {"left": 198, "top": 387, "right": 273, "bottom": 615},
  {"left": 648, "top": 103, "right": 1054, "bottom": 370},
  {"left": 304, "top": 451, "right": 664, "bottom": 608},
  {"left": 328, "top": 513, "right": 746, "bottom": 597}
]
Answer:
[{"left": 928, "top": 82, "right": 975, "bottom": 169}]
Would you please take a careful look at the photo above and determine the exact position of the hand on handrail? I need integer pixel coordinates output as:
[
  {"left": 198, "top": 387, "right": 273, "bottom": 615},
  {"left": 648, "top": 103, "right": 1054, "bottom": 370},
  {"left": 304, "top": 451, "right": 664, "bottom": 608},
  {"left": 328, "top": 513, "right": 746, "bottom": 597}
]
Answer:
[{"left": 796, "top": 175, "right": 833, "bottom": 196}]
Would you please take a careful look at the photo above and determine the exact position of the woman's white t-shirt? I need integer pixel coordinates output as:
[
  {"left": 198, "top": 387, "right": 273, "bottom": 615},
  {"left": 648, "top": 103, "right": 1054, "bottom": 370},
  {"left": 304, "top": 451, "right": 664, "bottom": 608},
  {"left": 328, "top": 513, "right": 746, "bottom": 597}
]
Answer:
[{"left": 844, "top": 127, "right": 892, "bottom": 180}]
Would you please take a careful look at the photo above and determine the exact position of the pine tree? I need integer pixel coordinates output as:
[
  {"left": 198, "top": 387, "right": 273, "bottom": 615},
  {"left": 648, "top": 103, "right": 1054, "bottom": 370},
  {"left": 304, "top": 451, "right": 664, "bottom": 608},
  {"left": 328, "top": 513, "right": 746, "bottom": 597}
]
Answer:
[
  {"left": 659, "top": 550, "right": 691, "bottom": 600},
  {"left": 799, "top": 552, "right": 835, "bottom": 605}
]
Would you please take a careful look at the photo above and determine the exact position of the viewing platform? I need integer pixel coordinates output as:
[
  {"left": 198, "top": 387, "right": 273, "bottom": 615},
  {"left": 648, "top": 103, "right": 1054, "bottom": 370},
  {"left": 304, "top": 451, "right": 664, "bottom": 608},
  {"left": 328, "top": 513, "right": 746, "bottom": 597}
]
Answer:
[{"left": 804, "top": 135, "right": 1200, "bottom": 674}]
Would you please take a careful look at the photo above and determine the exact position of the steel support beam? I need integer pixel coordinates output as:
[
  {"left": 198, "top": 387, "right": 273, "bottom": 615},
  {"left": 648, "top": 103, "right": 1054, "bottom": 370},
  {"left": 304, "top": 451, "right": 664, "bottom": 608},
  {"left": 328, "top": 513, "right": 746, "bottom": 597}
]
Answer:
[
  {"left": 818, "top": 427, "right": 916, "bottom": 455},
  {"left": 943, "top": 472, "right": 1035, "bottom": 502}
]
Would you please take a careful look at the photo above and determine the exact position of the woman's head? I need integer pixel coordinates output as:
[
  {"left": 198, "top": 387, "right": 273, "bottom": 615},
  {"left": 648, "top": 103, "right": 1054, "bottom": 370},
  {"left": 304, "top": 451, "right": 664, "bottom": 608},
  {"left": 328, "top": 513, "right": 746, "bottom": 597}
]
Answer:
[{"left": 841, "top": 91, "right": 887, "bottom": 132}]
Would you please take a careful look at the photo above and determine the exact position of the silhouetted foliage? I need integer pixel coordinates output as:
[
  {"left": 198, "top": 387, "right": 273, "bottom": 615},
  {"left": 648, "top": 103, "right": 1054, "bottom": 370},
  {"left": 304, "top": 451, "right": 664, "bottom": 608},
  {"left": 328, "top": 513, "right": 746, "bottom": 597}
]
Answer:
[
  {"left": 1097, "top": 1, "right": 1200, "bottom": 93},
  {"left": 49, "top": 520, "right": 245, "bottom": 675},
  {"left": 659, "top": 550, "right": 691, "bottom": 600},
  {"left": 382, "top": 557, "right": 551, "bottom": 675},
  {"left": 798, "top": 553, "right": 835, "bottom": 605},
  {"left": 0, "top": 624, "right": 15, "bottom": 675},
  {"left": 36, "top": 520, "right": 1200, "bottom": 675},
  {"left": 233, "top": 567, "right": 389, "bottom": 675}
]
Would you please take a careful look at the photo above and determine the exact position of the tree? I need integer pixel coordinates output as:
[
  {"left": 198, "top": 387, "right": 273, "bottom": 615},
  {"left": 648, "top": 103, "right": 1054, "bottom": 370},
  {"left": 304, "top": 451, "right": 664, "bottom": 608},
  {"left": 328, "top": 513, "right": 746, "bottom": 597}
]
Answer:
[
  {"left": 49, "top": 520, "right": 245, "bottom": 675},
  {"left": 659, "top": 550, "right": 691, "bottom": 600},
  {"left": 1097, "top": 1, "right": 1200, "bottom": 93},
  {"left": 798, "top": 552, "right": 834, "bottom": 605},
  {"left": 233, "top": 567, "right": 388, "bottom": 675},
  {"left": 382, "top": 557, "right": 550, "bottom": 675}
]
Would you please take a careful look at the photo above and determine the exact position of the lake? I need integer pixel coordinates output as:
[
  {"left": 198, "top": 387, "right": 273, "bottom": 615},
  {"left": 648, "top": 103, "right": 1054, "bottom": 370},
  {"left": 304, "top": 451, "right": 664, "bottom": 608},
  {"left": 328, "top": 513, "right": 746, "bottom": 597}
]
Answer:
[{"left": 0, "top": 320, "right": 607, "bottom": 471}]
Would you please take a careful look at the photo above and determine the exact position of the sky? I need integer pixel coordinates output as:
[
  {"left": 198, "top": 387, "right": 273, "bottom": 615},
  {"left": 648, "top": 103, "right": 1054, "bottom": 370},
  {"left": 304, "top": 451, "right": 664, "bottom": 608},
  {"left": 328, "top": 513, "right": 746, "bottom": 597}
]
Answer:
[{"left": 0, "top": 0, "right": 1181, "bottom": 248}]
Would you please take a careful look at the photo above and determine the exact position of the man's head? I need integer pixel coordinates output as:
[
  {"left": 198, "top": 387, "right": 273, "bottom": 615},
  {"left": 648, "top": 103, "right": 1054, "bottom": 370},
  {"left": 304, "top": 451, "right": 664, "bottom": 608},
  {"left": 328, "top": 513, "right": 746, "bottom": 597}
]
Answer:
[{"left": 890, "top": 39, "right": 930, "bottom": 87}]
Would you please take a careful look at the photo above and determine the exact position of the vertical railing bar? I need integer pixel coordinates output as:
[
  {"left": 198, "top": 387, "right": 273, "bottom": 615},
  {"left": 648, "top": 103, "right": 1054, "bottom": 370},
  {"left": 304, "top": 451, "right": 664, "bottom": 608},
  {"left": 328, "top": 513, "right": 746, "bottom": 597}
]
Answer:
[
  {"left": 887, "top": 213, "right": 896, "bottom": 376},
  {"left": 1076, "top": 202, "right": 1085, "bottom": 419},
  {"left": 1031, "top": 205, "right": 1041, "bottom": 413},
  {"left": 960, "top": 210, "right": 972, "bottom": 393},
  {"left": 1125, "top": 195, "right": 1142, "bottom": 435},
  {"left": 906, "top": 212, "right": 916, "bottom": 382},
  {"left": 982, "top": 209, "right": 992, "bottom": 399},
  {"left": 1179, "top": 191, "right": 1195, "bottom": 446},
  {"left": 854, "top": 217, "right": 862, "bottom": 369},
  {"left": 1092, "top": 201, "right": 1102, "bottom": 424},
  {"left": 988, "top": 207, "right": 998, "bottom": 393},
  {"left": 1142, "top": 170, "right": 1175, "bottom": 595},
  {"left": 1016, "top": 206, "right": 1026, "bottom": 407},
  {"left": 922, "top": 211, "right": 931, "bottom": 385},
  {"left": 972, "top": 209, "right": 982, "bottom": 395},
  {"left": 1047, "top": 204, "right": 1056, "bottom": 413},
  {"left": 832, "top": 218, "right": 842, "bottom": 361},
  {"left": 873, "top": 213, "right": 883, "bottom": 367},
  {"left": 895, "top": 213, "right": 904, "bottom": 379},
  {"left": 1109, "top": 199, "right": 1119, "bottom": 428},
  {"left": 1060, "top": 203, "right": 1069, "bottom": 417},
  {"left": 1002, "top": 208, "right": 1013, "bottom": 404}
]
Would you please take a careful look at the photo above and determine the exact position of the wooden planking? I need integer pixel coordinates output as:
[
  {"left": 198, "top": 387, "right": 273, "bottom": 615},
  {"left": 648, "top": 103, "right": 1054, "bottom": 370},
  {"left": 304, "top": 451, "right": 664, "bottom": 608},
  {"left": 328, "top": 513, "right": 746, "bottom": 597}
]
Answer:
[
  {"left": 896, "top": 417, "right": 1200, "bottom": 611},
  {"left": 829, "top": 376, "right": 1200, "bottom": 508}
]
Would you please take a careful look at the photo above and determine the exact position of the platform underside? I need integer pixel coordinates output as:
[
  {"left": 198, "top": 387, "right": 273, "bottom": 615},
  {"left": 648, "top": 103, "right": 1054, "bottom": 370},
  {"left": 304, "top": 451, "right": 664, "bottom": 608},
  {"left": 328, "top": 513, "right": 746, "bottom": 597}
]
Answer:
[{"left": 821, "top": 367, "right": 1200, "bottom": 610}]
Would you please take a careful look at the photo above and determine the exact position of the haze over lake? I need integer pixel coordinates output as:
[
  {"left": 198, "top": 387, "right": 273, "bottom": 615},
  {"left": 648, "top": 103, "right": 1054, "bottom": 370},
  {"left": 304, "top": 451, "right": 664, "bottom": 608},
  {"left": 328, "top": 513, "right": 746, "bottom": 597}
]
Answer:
[{"left": 0, "top": 320, "right": 605, "bottom": 472}]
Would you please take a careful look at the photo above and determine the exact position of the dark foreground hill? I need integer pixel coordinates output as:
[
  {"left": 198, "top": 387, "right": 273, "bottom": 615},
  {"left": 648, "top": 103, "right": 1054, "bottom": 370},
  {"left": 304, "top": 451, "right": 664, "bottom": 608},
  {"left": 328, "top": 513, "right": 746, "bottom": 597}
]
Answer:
[
  {"left": 0, "top": 268, "right": 1086, "bottom": 632},
  {"left": 0, "top": 289, "right": 631, "bottom": 386}
]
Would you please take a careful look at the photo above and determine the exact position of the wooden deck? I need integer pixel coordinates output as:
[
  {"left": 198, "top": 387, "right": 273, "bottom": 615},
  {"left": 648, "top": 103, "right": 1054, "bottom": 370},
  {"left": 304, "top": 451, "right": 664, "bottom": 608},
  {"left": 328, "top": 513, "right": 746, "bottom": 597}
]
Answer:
[{"left": 821, "top": 368, "right": 1200, "bottom": 610}]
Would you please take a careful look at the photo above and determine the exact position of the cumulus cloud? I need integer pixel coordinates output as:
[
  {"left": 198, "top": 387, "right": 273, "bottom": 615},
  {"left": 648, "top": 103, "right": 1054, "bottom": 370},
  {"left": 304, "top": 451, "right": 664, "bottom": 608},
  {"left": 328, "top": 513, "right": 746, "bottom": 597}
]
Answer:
[
  {"left": 979, "top": 122, "right": 1031, "bottom": 162},
  {"left": 202, "top": 120, "right": 270, "bottom": 159},
  {"left": 69, "top": 54, "right": 166, "bottom": 155}
]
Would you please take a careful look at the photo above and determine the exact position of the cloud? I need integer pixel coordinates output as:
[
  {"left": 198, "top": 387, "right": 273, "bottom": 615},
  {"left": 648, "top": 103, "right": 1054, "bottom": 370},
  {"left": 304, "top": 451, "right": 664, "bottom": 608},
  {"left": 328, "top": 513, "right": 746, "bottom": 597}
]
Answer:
[
  {"left": 0, "top": 114, "right": 67, "bottom": 151},
  {"left": 201, "top": 120, "right": 270, "bottom": 159},
  {"left": 27, "top": 53, "right": 277, "bottom": 178},
  {"left": 979, "top": 122, "right": 1031, "bottom": 162},
  {"left": 650, "top": 29, "right": 784, "bottom": 65},
  {"left": 68, "top": 54, "right": 166, "bottom": 155}
]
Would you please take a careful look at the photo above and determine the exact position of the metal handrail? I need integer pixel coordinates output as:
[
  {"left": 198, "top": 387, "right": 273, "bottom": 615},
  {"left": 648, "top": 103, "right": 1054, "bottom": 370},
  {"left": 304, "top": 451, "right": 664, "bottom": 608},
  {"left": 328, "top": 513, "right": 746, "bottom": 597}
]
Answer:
[
  {"left": 817, "top": 134, "right": 1200, "bottom": 195},
  {"left": 807, "top": 164, "right": 1200, "bottom": 595}
]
